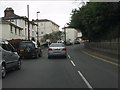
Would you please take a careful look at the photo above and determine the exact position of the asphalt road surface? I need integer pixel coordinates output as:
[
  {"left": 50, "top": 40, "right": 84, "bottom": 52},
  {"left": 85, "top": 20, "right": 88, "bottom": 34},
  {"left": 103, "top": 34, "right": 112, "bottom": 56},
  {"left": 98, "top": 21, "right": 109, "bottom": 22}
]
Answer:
[{"left": 2, "top": 44, "right": 119, "bottom": 89}]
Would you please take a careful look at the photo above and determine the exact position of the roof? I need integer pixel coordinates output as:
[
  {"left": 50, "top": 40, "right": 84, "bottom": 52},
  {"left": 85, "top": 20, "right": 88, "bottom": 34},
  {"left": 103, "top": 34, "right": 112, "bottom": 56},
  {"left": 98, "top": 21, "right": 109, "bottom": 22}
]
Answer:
[{"left": 33, "top": 19, "right": 59, "bottom": 27}]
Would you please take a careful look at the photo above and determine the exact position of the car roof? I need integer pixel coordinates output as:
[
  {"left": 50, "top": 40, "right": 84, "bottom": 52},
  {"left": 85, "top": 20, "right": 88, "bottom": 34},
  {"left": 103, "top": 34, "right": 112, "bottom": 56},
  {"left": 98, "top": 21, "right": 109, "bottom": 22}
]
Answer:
[{"left": 20, "top": 40, "right": 33, "bottom": 43}]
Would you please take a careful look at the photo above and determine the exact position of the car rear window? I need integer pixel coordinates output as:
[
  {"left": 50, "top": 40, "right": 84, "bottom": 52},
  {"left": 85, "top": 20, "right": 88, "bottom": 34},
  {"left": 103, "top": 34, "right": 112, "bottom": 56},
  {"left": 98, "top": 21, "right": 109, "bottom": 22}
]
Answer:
[
  {"left": 19, "top": 42, "right": 35, "bottom": 48},
  {"left": 50, "top": 43, "right": 64, "bottom": 47}
]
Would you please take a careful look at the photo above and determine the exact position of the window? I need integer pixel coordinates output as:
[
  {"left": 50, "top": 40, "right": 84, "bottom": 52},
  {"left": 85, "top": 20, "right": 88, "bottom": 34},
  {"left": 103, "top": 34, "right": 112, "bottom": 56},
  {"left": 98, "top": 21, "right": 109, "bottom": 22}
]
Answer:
[
  {"left": 19, "top": 29, "right": 21, "bottom": 36},
  {"left": 41, "top": 23, "right": 43, "bottom": 26},
  {"left": 1, "top": 44, "right": 8, "bottom": 51},
  {"left": 25, "top": 28, "right": 27, "bottom": 35},
  {"left": 10, "top": 25, "right": 13, "bottom": 33},
  {"left": 1, "top": 43, "right": 14, "bottom": 51},
  {"left": 6, "top": 43, "right": 15, "bottom": 51},
  {"left": 25, "top": 21, "right": 27, "bottom": 26},
  {"left": 15, "top": 27, "right": 17, "bottom": 35}
]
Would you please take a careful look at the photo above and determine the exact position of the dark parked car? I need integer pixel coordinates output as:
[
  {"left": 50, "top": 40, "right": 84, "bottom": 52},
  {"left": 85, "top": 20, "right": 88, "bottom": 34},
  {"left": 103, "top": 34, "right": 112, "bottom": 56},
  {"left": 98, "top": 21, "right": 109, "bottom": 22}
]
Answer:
[
  {"left": 18, "top": 40, "right": 42, "bottom": 59},
  {"left": 0, "top": 39, "right": 21, "bottom": 78}
]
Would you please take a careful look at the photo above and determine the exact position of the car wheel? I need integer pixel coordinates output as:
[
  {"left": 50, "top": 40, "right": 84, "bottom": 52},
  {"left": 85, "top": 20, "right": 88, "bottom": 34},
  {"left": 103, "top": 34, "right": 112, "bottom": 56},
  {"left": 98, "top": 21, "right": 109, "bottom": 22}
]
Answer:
[
  {"left": 2, "top": 65, "right": 6, "bottom": 78},
  {"left": 16, "top": 60, "right": 21, "bottom": 70},
  {"left": 64, "top": 55, "right": 67, "bottom": 58},
  {"left": 34, "top": 53, "right": 39, "bottom": 59},
  {"left": 39, "top": 51, "right": 42, "bottom": 57}
]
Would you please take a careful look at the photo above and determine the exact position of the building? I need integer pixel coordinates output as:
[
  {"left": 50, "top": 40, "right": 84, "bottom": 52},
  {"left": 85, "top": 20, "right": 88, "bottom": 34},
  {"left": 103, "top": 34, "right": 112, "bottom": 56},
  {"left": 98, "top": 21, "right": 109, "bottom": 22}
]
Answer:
[
  {"left": 63, "top": 27, "right": 82, "bottom": 44},
  {"left": 0, "top": 20, "right": 23, "bottom": 40},
  {"left": 0, "top": 7, "right": 37, "bottom": 41},
  {"left": 33, "top": 19, "right": 60, "bottom": 43}
]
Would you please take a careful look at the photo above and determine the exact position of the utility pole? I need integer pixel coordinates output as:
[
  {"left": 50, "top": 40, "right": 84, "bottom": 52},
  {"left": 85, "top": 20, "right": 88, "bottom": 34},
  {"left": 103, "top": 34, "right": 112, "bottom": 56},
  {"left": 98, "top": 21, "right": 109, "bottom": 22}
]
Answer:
[
  {"left": 36, "top": 11, "right": 40, "bottom": 42},
  {"left": 27, "top": 5, "right": 30, "bottom": 40},
  {"left": 63, "top": 23, "right": 67, "bottom": 45}
]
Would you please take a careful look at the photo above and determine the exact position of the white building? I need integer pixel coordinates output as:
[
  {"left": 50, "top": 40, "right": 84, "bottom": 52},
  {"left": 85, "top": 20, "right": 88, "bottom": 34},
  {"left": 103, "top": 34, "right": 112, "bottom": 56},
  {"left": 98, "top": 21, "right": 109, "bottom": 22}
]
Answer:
[
  {"left": 64, "top": 27, "right": 82, "bottom": 43},
  {"left": 33, "top": 19, "right": 60, "bottom": 43},
  {"left": 0, "top": 21, "right": 23, "bottom": 40},
  {"left": 1, "top": 7, "right": 37, "bottom": 41},
  {"left": 29, "top": 21, "right": 37, "bottom": 41}
]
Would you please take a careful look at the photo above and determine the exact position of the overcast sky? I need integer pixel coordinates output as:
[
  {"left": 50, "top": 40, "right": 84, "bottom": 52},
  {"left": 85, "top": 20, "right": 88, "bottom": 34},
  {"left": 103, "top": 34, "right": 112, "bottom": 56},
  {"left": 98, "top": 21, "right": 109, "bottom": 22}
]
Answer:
[{"left": 0, "top": 0, "right": 86, "bottom": 30}]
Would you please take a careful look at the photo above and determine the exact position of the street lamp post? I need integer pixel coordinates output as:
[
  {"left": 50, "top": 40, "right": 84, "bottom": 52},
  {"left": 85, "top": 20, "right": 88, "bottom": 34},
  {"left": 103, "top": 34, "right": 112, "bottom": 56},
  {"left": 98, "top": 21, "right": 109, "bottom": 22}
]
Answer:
[
  {"left": 63, "top": 24, "right": 67, "bottom": 45},
  {"left": 36, "top": 11, "right": 40, "bottom": 42},
  {"left": 64, "top": 27, "right": 66, "bottom": 45},
  {"left": 27, "top": 5, "right": 30, "bottom": 40}
]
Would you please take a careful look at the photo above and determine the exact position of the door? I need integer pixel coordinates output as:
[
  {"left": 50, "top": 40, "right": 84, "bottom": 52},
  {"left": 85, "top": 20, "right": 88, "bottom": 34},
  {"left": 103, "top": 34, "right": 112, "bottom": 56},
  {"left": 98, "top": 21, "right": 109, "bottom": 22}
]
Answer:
[{"left": 1, "top": 43, "right": 13, "bottom": 69}]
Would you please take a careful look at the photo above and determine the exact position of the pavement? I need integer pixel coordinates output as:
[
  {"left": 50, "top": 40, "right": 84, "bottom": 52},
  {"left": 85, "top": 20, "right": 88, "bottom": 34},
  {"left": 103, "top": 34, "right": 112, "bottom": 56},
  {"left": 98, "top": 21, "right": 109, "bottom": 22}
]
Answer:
[{"left": 83, "top": 48, "right": 119, "bottom": 67}]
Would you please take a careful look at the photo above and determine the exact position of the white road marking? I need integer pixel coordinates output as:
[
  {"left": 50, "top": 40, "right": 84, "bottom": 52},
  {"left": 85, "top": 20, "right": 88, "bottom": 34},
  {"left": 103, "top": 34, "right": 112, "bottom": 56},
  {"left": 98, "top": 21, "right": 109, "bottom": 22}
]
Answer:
[
  {"left": 68, "top": 55, "right": 71, "bottom": 59},
  {"left": 70, "top": 60, "right": 76, "bottom": 67},
  {"left": 82, "top": 51, "right": 119, "bottom": 67},
  {"left": 78, "top": 71, "right": 93, "bottom": 90}
]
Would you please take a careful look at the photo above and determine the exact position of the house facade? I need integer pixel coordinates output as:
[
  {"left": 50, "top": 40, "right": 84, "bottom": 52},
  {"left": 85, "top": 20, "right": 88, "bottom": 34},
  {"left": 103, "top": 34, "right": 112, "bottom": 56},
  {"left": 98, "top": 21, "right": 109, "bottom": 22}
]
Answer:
[
  {"left": 0, "top": 21, "right": 23, "bottom": 40},
  {"left": 64, "top": 27, "right": 82, "bottom": 43},
  {"left": 0, "top": 7, "right": 37, "bottom": 41},
  {"left": 33, "top": 19, "right": 60, "bottom": 43}
]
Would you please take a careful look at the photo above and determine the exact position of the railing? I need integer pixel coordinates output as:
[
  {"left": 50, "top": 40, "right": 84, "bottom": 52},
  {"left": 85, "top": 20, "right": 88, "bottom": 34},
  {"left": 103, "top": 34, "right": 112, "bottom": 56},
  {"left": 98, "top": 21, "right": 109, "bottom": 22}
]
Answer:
[{"left": 84, "top": 41, "right": 119, "bottom": 60}]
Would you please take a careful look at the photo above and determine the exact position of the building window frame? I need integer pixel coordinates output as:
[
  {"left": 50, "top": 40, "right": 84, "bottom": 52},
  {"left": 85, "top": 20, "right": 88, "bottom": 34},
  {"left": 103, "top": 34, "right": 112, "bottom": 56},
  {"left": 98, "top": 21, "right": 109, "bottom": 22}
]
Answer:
[
  {"left": 15, "top": 27, "right": 17, "bottom": 35},
  {"left": 19, "top": 29, "right": 21, "bottom": 36},
  {"left": 10, "top": 25, "right": 13, "bottom": 33}
]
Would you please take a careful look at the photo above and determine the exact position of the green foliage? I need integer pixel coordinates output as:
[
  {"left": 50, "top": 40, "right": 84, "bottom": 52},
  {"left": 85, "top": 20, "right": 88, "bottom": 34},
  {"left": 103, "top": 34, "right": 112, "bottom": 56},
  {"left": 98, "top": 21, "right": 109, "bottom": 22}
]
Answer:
[
  {"left": 41, "top": 31, "right": 63, "bottom": 43},
  {"left": 69, "top": 2, "right": 120, "bottom": 41}
]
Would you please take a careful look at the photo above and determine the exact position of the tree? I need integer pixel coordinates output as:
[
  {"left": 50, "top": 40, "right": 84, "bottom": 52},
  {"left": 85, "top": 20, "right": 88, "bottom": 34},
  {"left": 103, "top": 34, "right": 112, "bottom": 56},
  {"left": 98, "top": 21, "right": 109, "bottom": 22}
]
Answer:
[
  {"left": 69, "top": 2, "right": 120, "bottom": 41},
  {"left": 41, "top": 31, "right": 63, "bottom": 43}
]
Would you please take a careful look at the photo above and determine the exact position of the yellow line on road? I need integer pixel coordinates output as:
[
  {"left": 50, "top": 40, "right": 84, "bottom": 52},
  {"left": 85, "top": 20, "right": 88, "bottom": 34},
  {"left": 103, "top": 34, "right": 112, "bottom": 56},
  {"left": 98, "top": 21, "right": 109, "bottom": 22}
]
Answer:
[{"left": 82, "top": 51, "right": 119, "bottom": 67}]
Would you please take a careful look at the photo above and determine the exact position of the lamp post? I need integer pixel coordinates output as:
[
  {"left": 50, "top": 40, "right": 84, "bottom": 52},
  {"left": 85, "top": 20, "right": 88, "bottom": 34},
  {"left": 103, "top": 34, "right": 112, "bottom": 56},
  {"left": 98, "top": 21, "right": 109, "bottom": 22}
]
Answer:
[
  {"left": 36, "top": 11, "right": 40, "bottom": 42},
  {"left": 27, "top": 5, "right": 30, "bottom": 40},
  {"left": 64, "top": 23, "right": 67, "bottom": 44},
  {"left": 63, "top": 23, "right": 67, "bottom": 45}
]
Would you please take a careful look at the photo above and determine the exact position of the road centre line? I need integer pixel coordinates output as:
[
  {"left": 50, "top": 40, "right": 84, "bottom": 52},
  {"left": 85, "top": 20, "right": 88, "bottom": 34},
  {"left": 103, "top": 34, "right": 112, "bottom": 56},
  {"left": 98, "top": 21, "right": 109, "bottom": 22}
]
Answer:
[
  {"left": 70, "top": 60, "right": 76, "bottom": 67},
  {"left": 82, "top": 51, "right": 119, "bottom": 67},
  {"left": 78, "top": 71, "right": 93, "bottom": 90},
  {"left": 68, "top": 55, "right": 71, "bottom": 59}
]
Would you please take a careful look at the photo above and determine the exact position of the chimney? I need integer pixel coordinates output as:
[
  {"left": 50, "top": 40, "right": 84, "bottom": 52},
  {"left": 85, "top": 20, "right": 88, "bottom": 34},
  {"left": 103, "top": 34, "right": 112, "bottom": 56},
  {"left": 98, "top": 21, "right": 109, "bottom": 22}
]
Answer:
[{"left": 4, "top": 7, "right": 15, "bottom": 18}]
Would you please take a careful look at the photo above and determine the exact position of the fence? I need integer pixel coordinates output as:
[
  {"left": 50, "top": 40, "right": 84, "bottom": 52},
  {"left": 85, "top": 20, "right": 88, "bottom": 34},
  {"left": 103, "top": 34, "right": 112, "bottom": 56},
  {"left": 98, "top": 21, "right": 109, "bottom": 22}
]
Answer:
[{"left": 84, "top": 41, "right": 119, "bottom": 60}]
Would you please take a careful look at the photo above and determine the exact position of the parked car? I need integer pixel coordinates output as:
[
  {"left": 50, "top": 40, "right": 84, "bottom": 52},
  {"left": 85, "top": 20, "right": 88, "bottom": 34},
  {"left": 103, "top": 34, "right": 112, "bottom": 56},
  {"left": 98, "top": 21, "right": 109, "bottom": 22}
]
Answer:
[
  {"left": 57, "top": 40, "right": 64, "bottom": 43},
  {"left": 18, "top": 40, "right": 42, "bottom": 59},
  {"left": 0, "top": 39, "right": 21, "bottom": 78},
  {"left": 48, "top": 43, "right": 67, "bottom": 59},
  {"left": 74, "top": 39, "right": 80, "bottom": 44},
  {"left": 65, "top": 40, "right": 73, "bottom": 46}
]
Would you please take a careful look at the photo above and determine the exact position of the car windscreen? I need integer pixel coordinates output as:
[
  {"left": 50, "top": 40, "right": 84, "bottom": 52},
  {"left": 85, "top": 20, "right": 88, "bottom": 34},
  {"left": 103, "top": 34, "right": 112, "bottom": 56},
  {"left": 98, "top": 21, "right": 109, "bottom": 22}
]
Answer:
[
  {"left": 19, "top": 42, "right": 35, "bottom": 48},
  {"left": 50, "top": 43, "right": 64, "bottom": 47}
]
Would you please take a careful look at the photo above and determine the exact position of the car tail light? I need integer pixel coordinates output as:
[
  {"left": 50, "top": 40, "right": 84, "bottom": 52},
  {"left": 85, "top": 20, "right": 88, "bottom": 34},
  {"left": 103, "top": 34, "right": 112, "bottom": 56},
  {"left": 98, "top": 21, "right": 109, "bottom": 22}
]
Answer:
[
  {"left": 62, "top": 48, "right": 66, "bottom": 51},
  {"left": 48, "top": 48, "right": 52, "bottom": 51}
]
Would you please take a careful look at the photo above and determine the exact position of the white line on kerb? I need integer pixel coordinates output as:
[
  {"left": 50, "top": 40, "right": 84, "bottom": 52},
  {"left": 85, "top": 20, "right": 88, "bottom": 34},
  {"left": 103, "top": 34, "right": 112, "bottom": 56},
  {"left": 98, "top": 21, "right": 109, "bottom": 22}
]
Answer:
[
  {"left": 70, "top": 60, "right": 76, "bottom": 67},
  {"left": 78, "top": 71, "right": 93, "bottom": 90}
]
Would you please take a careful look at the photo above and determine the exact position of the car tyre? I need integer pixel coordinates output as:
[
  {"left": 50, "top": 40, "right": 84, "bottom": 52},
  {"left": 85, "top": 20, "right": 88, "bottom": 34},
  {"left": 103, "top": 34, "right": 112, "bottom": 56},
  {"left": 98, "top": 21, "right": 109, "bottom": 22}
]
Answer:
[
  {"left": 34, "top": 53, "right": 39, "bottom": 59},
  {"left": 64, "top": 55, "right": 67, "bottom": 58},
  {"left": 39, "top": 51, "right": 42, "bottom": 57},
  {"left": 2, "top": 65, "right": 6, "bottom": 78}
]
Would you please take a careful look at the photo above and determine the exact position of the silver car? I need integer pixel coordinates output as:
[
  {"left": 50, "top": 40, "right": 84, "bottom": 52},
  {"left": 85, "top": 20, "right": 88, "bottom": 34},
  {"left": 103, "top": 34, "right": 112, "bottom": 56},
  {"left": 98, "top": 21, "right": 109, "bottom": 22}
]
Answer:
[
  {"left": 48, "top": 43, "right": 67, "bottom": 59},
  {"left": 0, "top": 39, "right": 21, "bottom": 78}
]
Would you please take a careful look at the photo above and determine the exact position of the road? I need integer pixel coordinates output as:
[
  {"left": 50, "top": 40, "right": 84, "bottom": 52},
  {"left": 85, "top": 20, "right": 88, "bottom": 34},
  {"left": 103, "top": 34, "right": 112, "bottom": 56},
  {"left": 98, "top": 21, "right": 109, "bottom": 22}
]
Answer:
[{"left": 2, "top": 44, "right": 118, "bottom": 89}]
